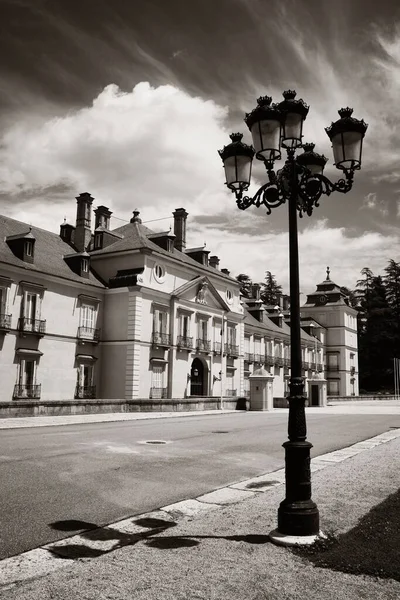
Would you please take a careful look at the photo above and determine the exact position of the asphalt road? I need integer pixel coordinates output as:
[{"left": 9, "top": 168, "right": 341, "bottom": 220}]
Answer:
[{"left": 0, "top": 411, "right": 398, "bottom": 559}]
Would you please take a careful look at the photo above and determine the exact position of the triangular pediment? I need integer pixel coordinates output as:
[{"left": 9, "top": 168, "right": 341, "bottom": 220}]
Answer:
[{"left": 172, "top": 276, "right": 230, "bottom": 311}]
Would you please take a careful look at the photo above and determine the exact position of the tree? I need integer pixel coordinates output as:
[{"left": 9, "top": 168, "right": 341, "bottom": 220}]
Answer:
[
  {"left": 340, "top": 286, "right": 359, "bottom": 308},
  {"left": 235, "top": 273, "right": 253, "bottom": 299},
  {"left": 260, "top": 271, "right": 283, "bottom": 305}
]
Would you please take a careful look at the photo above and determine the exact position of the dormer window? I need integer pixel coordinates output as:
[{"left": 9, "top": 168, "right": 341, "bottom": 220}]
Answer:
[
  {"left": 94, "top": 232, "right": 103, "bottom": 249},
  {"left": 25, "top": 241, "right": 33, "bottom": 257}
]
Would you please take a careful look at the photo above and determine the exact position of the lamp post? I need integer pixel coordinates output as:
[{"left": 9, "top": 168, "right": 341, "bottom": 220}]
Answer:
[{"left": 218, "top": 91, "right": 367, "bottom": 544}]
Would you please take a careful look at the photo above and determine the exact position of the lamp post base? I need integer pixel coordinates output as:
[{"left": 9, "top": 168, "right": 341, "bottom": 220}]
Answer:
[{"left": 269, "top": 528, "right": 326, "bottom": 547}]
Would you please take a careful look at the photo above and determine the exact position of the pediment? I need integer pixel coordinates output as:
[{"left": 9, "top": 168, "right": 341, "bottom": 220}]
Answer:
[{"left": 173, "top": 276, "right": 229, "bottom": 311}]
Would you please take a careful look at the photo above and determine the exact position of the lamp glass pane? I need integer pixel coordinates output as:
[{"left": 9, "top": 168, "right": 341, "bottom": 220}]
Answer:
[
  {"left": 332, "top": 131, "right": 362, "bottom": 168},
  {"left": 251, "top": 119, "right": 280, "bottom": 159},
  {"left": 282, "top": 112, "right": 302, "bottom": 146},
  {"left": 224, "top": 155, "right": 252, "bottom": 188},
  {"left": 308, "top": 163, "right": 324, "bottom": 176}
]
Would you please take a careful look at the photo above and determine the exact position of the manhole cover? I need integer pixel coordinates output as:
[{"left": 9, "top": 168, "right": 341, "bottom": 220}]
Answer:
[{"left": 212, "top": 431, "right": 230, "bottom": 434}]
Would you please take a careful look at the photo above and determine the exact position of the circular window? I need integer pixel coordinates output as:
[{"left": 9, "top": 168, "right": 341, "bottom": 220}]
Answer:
[
  {"left": 154, "top": 264, "right": 165, "bottom": 283},
  {"left": 226, "top": 289, "right": 233, "bottom": 304}
]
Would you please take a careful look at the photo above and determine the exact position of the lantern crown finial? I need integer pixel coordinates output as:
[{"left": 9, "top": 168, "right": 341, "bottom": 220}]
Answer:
[
  {"left": 283, "top": 90, "right": 297, "bottom": 100},
  {"left": 257, "top": 95, "right": 272, "bottom": 107},
  {"left": 302, "top": 142, "right": 315, "bottom": 153},
  {"left": 338, "top": 107, "right": 353, "bottom": 119},
  {"left": 229, "top": 132, "right": 243, "bottom": 143}
]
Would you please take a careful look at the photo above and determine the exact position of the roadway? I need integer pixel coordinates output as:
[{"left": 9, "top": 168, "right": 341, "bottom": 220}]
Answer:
[{"left": 0, "top": 410, "right": 398, "bottom": 559}]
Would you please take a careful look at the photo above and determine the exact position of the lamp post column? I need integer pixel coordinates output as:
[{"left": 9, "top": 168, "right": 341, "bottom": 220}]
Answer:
[{"left": 277, "top": 151, "right": 320, "bottom": 536}]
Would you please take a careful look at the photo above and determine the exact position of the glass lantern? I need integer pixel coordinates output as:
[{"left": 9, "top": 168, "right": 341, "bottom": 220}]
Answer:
[
  {"left": 278, "top": 90, "right": 309, "bottom": 149},
  {"left": 244, "top": 96, "right": 282, "bottom": 161},
  {"left": 325, "top": 108, "right": 368, "bottom": 170},
  {"left": 218, "top": 133, "right": 255, "bottom": 191},
  {"left": 296, "top": 143, "right": 328, "bottom": 176}
]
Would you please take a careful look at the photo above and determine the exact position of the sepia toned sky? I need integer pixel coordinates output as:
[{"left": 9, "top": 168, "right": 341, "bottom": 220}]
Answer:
[{"left": 0, "top": 0, "right": 399, "bottom": 292}]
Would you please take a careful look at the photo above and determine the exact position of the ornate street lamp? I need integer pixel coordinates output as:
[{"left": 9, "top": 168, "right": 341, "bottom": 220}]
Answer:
[{"left": 219, "top": 91, "right": 367, "bottom": 545}]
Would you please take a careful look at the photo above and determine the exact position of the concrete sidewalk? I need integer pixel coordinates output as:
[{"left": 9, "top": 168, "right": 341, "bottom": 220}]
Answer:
[
  {"left": 0, "top": 400, "right": 400, "bottom": 429},
  {"left": 1, "top": 428, "right": 399, "bottom": 599}
]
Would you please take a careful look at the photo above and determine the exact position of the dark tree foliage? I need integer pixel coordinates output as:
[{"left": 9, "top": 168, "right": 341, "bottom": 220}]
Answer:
[
  {"left": 355, "top": 262, "right": 400, "bottom": 392},
  {"left": 236, "top": 273, "right": 253, "bottom": 298},
  {"left": 260, "top": 271, "right": 283, "bottom": 305}
]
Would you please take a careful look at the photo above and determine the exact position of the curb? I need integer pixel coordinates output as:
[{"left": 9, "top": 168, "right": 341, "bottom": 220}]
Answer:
[{"left": 1, "top": 427, "right": 400, "bottom": 590}]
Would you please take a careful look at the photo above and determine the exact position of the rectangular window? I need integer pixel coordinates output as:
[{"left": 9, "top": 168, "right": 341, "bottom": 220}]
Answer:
[
  {"left": 154, "top": 310, "right": 168, "bottom": 333},
  {"left": 328, "top": 380, "right": 340, "bottom": 395},
  {"left": 198, "top": 319, "right": 208, "bottom": 340},
  {"left": 327, "top": 353, "right": 339, "bottom": 368},
  {"left": 228, "top": 326, "right": 236, "bottom": 346},
  {"left": 25, "top": 241, "right": 33, "bottom": 257},
  {"left": 19, "top": 359, "right": 35, "bottom": 387},
  {"left": 151, "top": 365, "right": 165, "bottom": 398},
  {"left": 81, "top": 304, "right": 96, "bottom": 329},
  {"left": 79, "top": 364, "right": 93, "bottom": 387},
  {"left": 180, "top": 315, "right": 190, "bottom": 338},
  {"left": 244, "top": 337, "right": 250, "bottom": 353}
]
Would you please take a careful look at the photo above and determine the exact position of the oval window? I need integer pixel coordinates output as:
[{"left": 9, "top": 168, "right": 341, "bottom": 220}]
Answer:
[
  {"left": 154, "top": 264, "right": 165, "bottom": 282},
  {"left": 226, "top": 289, "right": 233, "bottom": 303}
]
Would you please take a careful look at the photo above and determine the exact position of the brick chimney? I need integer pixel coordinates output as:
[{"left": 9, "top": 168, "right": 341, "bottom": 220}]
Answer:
[
  {"left": 94, "top": 205, "right": 112, "bottom": 230},
  {"left": 221, "top": 268, "right": 230, "bottom": 276},
  {"left": 173, "top": 208, "right": 188, "bottom": 252},
  {"left": 209, "top": 256, "right": 220, "bottom": 269},
  {"left": 75, "top": 192, "right": 94, "bottom": 252}
]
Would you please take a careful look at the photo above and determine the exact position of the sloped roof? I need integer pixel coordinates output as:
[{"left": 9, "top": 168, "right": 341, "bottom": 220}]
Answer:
[
  {"left": 90, "top": 220, "right": 238, "bottom": 282},
  {"left": 0, "top": 215, "right": 104, "bottom": 288},
  {"left": 244, "top": 309, "right": 317, "bottom": 343}
]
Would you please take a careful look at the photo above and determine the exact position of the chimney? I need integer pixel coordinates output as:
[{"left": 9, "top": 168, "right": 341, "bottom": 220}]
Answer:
[
  {"left": 221, "top": 268, "right": 230, "bottom": 276},
  {"left": 251, "top": 283, "right": 261, "bottom": 300},
  {"left": 173, "top": 208, "right": 188, "bottom": 252},
  {"left": 209, "top": 255, "right": 220, "bottom": 269},
  {"left": 59, "top": 220, "right": 75, "bottom": 246},
  {"left": 94, "top": 205, "right": 112, "bottom": 230},
  {"left": 75, "top": 192, "right": 94, "bottom": 252}
]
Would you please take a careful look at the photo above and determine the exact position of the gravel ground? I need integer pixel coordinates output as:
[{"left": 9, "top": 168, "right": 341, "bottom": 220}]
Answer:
[{"left": 1, "top": 437, "right": 400, "bottom": 600}]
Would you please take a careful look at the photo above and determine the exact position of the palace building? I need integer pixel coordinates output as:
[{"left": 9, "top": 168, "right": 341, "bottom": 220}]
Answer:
[{"left": 0, "top": 193, "right": 358, "bottom": 406}]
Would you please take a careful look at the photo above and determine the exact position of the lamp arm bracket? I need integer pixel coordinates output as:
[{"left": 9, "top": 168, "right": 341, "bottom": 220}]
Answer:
[
  {"left": 235, "top": 180, "right": 286, "bottom": 214},
  {"left": 296, "top": 168, "right": 355, "bottom": 217}
]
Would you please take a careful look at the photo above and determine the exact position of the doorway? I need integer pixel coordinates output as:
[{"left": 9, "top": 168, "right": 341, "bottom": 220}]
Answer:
[
  {"left": 311, "top": 384, "right": 319, "bottom": 406},
  {"left": 190, "top": 358, "right": 207, "bottom": 396}
]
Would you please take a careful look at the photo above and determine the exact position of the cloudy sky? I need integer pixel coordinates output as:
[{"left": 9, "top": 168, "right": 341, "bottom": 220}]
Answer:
[{"left": 0, "top": 0, "right": 399, "bottom": 293}]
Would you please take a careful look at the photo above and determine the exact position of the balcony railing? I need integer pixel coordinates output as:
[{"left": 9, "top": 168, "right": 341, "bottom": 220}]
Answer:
[
  {"left": 150, "top": 387, "right": 167, "bottom": 399},
  {"left": 244, "top": 352, "right": 254, "bottom": 362},
  {"left": 302, "top": 361, "right": 311, "bottom": 370},
  {"left": 18, "top": 317, "right": 46, "bottom": 336},
  {"left": 265, "top": 354, "right": 275, "bottom": 366},
  {"left": 13, "top": 384, "right": 41, "bottom": 399},
  {"left": 75, "top": 385, "right": 96, "bottom": 399},
  {"left": 310, "top": 361, "right": 317, "bottom": 371},
  {"left": 317, "top": 363, "right": 324, "bottom": 372},
  {"left": 275, "top": 356, "right": 284, "bottom": 367},
  {"left": 327, "top": 364, "right": 339, "bottom": 371},
  {"left": 213, "top": 341, "right": 222, "bottom": 354},
  {"left": 350, "top": 366, "right": 356, "bottom": 375},
  {"left": 196, "top": 339, "right": 211, "bottom": 352},
  {"left": 0, "top": 313, "right": 11, "bottom": 330},
  {"left": 225, "top": 389, "right": 237, "bottom": 397},
  {"left": 225, "top": 343, "right": 239, "bottom": 357},
  {"left": 283, "top": 357, "right": 290, "bottom": 367},
  {"left": 151, "top": 332, "right": 171, "bottom": 347},
  {"left": 77, "top": 326, "right": 100, "bottom": 342},
  {"left": 177, "top": 335, "right": 193, "bottom": 350}
]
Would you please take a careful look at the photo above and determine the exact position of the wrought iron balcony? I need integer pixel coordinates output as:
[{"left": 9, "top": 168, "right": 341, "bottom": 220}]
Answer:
[
  {"left": 75, "top": 385, "right": 96, "bottom": 399},
  {"left": 275, "top": 356, "right": 284, "bottom": 367},
  {"left": 265, "top": 354, "right": 275, "bottom": 366},
  {"left": 13, "top": 384, "right": 41, "bottom": 399},
  {"left": 310, "top": 361, "right": 317, "bottom": 371},
  {"left": 150, "top": 387, "right": 167, "bottom": 399},
  {"left": 283, "top": 357, "right": 290, "bottom": 367},
  {"left": 0, "top": 313, "right": 11, "bottom": 330},
  {"left": 177, "top": 335, "right": 193, "bottom": 350},
  {"left": 317, "top": 363, "right": 324, "bottom": 372},
  {"left": 18, "top": 317, "right": 46, "bottom": 336},
  {"left": 244, "top": 352, "right": 254, "bottom": 362},
  {"left": 225, "top": 343, "right": 239, "bottom": 357},
  {"left": 302, "top": 361, "right": 311, "bottom": 370},
  {"left": 151, "top": 332, "right": 171, "bottom": 347},
  {"left": 225, "top": 389, "right": 237, "bottom": 397},
  {"left": 213, "top": 341, "right": 222, "bottom": 354},
  {"left": 196, "top": 338, "right": 211, "bottom": 352},
  {"left": 77, "top": 326, "right": 100, "bottom": 343}
]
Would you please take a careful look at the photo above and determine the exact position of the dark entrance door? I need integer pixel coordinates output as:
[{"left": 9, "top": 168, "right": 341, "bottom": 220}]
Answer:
[
  {"left": 311, "top": 384, "right": 319, "bottom": 406},
  {"left": 190, "top": 358, "right": 205, "bottom": 396}
]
